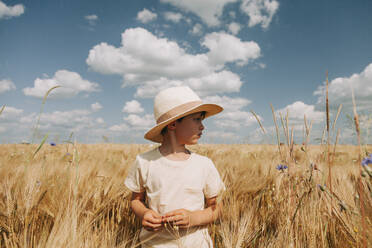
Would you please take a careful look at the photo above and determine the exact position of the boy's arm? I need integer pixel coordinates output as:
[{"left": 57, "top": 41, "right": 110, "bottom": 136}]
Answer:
[
  {"left": 163, "top": 196, "right": 222, "bottom": 228},
  {"left": 131, "top": 192, "right": 163, "bottom": 231},
  {"left": 131, "top": 191, "right": 149, "bottom": 218},
  {"left": 191, "top": 196, "right": 222, "bottom": 226}
]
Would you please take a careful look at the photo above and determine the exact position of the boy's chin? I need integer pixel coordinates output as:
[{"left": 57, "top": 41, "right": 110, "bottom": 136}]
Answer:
[
  {"left": 186, "top": 138, "right": 199, "bottom": 145},
  {"left": 178, "top": 136, "right": 200, "bottom": 145}
]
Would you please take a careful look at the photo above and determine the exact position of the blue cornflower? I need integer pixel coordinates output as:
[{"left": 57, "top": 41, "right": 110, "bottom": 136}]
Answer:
[
  {"left": 276, "top": 164, "right": 288, "bottom": 171},
  {"left": 50, "top": 142, "right": 56, "bottom": 146},
  {"left": 361, "top": 154, "right": 372, "bottom": 167}
]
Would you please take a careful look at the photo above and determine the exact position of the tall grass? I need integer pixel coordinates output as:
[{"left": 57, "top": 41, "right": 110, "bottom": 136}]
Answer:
[
  {"left": 1, "top": 83, "right": 371, "bottom": 247},
  {"left": 0, "top": 143, "right": 371, "bottom": 247},
  {"left": 31, "top": 85, "right": 60, "bottom": 144}
]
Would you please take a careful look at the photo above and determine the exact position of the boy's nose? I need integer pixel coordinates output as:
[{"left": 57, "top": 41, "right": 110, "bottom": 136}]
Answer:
[{"left": 200, "top": 123, "right": 204, "bottom": 130}]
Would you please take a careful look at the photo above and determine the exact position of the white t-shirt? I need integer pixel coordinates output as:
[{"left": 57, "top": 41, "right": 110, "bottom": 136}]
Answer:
[{"left": 124, "top": 147, "right": 225, "bottom": 248}]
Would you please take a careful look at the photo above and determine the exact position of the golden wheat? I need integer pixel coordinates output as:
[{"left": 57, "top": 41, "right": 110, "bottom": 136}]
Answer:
[{"left": 0, "top": 143, "right": 371, "bottom": 247}]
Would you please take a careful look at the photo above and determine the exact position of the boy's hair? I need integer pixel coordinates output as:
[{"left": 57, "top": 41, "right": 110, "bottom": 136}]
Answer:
[{"left": 160, "top": 111, "right": 206, "bottom": 136}]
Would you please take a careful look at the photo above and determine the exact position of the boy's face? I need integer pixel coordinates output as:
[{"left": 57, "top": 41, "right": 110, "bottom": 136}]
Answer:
[{"left": 174, "top": 112, "right": 205, "bottom": 145}]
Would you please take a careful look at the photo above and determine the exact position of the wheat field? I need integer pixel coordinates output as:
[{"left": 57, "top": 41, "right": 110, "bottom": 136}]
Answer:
[{"left": 0, "top": 143, "right": 371, "bottom": 247}]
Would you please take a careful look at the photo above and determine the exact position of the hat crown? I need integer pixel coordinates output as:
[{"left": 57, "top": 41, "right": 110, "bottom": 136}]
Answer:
[{"left": 154, "top": 86, "right": 201, "bottom": 122}]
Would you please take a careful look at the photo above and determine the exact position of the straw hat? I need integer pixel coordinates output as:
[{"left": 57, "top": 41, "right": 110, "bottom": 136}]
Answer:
[{"left": 144, "top": 86, "right": 223, "bottom": 143}]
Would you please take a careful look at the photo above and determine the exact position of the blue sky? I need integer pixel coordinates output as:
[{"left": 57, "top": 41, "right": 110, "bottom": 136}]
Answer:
[{"left": 1, "top": 0, "right": 371, "bottom": 144}]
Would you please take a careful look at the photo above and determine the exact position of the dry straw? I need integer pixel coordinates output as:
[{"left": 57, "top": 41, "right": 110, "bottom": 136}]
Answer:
[
  {"left": 303, "top": 114, "right": 313, "bottom": 147},
  {"left": 0, "top": 105, "right": 5, "bottom": 116},
  {"left": 31, "top": 85, "right": 61, "bottom": 144},
  {"left": 332, "top": 104, "right": 343, "bottom": 131},
  {"left": 250, "top": 110, "right": 266, "bottom": 134},
  {"left": 1, "top": 75, "right": 371, "bottom": 247},
  {"left": 270, "top": 104, "right": 283, "bottom": 160},
  {"left": 350, "top": 84, "right": 367, "bottom": 248},
  {"left": 0, "top": 144, "right": 371, "bottom": 247},
  {"left": 325, "top": 71, "right": 332, "bottom": 192}
]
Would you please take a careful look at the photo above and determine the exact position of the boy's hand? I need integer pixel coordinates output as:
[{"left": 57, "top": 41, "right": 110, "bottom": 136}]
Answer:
[
  {"left": 163, "top": 209, "right": 194, "bottom": 229},
  {"left": 142, "top": 209, "right": 163, "bottom": 232}
]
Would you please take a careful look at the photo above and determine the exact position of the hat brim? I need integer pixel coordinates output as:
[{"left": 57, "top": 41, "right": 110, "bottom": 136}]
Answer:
[{"left": 144, "top": 103, "right": 223, "bottom": 143}]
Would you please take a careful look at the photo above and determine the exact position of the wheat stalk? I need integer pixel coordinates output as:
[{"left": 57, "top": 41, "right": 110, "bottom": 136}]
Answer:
[
  {"left": 332, "top": 104, "right": 343, "bottom": 131},
  {"left": 0, "top": 105, "right": 5, "bottom": 116},
  {"left": 270, "top": 104, "right": 282, "bottom": 160},
  {"left": 350, "top": 84, "right": 367, "bottom": 248},
  {"left": 250, "top": 110, "right": 266, "bottom": 134},
  {"left": 31, "top": 85, "right": 61, "bottom": 144},
  {"left": 325, "top": 71, "right": 332, "bottom": 192}
]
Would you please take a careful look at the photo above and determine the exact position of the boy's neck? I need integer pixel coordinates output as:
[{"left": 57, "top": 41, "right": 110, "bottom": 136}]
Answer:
[{"left": 158, "top": 135, "right": 190, "bottom": 160}]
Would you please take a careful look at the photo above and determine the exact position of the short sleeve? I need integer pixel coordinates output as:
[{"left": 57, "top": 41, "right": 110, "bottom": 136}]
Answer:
[
  {"left": 203, "top": 159, "right": 225, "bottom": 198},
  {"left": 124, "top": 156, "right": 145, "bottom": 193}
]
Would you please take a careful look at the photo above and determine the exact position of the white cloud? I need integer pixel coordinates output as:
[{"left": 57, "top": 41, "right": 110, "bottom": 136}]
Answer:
[
  {"left": 204, "top": 95, "right": 251, "bottom": 111},
  {"left": 21, "top": 109, "right": 91, "bottom": 127},
  {"left": 87, "top": 28, "right": 259, "bottom": 98},
  {"left": 202, "top": 32, "right": 260, "bottom": 66},
  {"left": 134, "top": 70, "right": 242, "bottom": 99},
  {"left": 96, "top": 117, "right": 104, "bottom": 124},
  {"left": 0, "top": 79, "right": 16, "bottom": 93},
  {"left": 185, "top": 17, "right": 192, "bottom": 24},
  {"left": 109, "top": 123, "right": 129, "bottom": 132},
  {"left": 258, "top": 63, "right": 266, "bottom": 69},
  {"left": 99, "top": 115, "right": 146, "bottom": 138},
  {"left": 0, "top": 106, "right": 23, "bottom": 120},
  {"left": 164, "top": 11, "right": 183, "bottom": 23},
  {"left": 240, "top": 0, "right": 279, "bottom": 29},
  {"left": 87, "top": 28, "right": 210, "bottom": 79},
  {"left": 0, "top": 1, "right": 24, "bottom": 19},
  {"left": 136, "top": 8, "right": 157, "bottom": 23},
  {"left": 160, "top": 0, "right": 237, "bottom": 27},
  {"left": 85, "top": 14, "right": 98, "bottom": 26},
  {"left": 91, "top": 102, "right": 102, "bottom": 112},
  {"left": 135, "top": 78, "right": 183, "bottom": 98},
  {"left": 204, "top": 95, "right": 257, "bottom": 129},
  {"left": 122, "top": 100, "right": 144, "bottom": 113},
  {"left": 229, "top": 11, "right": 236, "bottom": 19},
  {"left": 227, "top": 22, "right": 241, "bottom": 35},
  {"left": 276, "top": 101, "right": 324, "bottom": 124},
  {"left": 187, "top": 70, "right": 242, "bottom": 96},
  {"left": 13, "top": 108, "right": 114, "bottom": 143},
  {"left": 245, "top": 127, "right": 268, "bottom": 143},
  {"left": 18, "top": 109, "right": 110, "bottom": 142},
  {"left": 0, "top": 106, "right": 121, "bottom": 143},
  {"left": 124, "top": 114, "right": 155, "bottom": 130},
  {"left": 314, "top": 63, "right": 372, "bottom": 112},
  {"left": 23, "top": 70, "right": 100, "bottom": 99},
  {"left": 215, "top": 110, "right": 257, "bottom": 128},
  {"left": 190, "top": 23, "right": 203, "bottom": 36},
  {"left": 206, "top": 131, "right": 239, "bottom": 140},
  {"left": 85, "top": 14, "right": 98, "bottom": 21}
]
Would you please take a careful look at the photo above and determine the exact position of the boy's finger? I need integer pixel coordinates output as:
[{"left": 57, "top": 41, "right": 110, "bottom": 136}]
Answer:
[
  {"left": 163, "top": 212, "right": 176, "bottom": 217},
  {"left": 164, "top": 209, "right": 183, "bottom": 217},
  {"left": 171, "top": 221, "right": 189, "bottom": 229},
  {"left": 176, "top": 223, "right": 188, "bottom": 228},
  {"left": 164, "top": 214, "right": 184, "bottom": 223},
  {"left": 152, "top": 212, "right": 162, "bottom": 218},
  {"left": 152, "top": 223, "right": 162, "bottom": 228},
  {"left": 149, "top": 217, "right": 163, "bottom": 224},
  {"left": 145, "top": 221, "right": 162, "bottom": 228}
]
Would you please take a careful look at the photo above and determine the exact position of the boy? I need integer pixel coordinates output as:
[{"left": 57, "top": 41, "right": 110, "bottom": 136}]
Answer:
[{"left": 125, "top": 86, "right": 225, "bottom": 247}]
